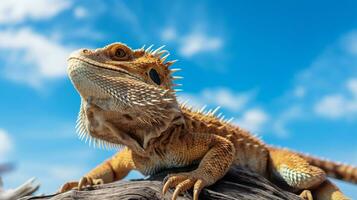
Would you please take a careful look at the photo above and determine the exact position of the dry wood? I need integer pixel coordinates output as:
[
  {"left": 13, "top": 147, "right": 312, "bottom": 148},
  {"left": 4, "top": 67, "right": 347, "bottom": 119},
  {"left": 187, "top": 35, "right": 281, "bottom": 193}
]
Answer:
[{"left": 21, "top": 166, "right": 301, "bottom": 200}]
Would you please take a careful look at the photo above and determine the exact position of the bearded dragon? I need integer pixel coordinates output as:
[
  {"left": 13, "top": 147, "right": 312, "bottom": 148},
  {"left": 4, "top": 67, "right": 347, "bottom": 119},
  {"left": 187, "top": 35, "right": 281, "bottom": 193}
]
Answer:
[{"left": 60, "top": 43, "right": 357, "bottom": 200}]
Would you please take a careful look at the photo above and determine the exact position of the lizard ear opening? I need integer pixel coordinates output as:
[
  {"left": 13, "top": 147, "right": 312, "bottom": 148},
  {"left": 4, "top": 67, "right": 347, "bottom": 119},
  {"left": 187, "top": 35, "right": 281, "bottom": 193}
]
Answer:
[{"left": 149, "top": 68, "right": 161, "bottom": 85}]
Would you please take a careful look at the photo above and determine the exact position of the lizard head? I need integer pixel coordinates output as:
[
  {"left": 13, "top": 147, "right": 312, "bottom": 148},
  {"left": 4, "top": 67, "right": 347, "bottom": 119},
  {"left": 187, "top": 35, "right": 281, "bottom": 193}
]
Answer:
[{"left": 67, "top": 43, "right": 184, "bottom": 152}]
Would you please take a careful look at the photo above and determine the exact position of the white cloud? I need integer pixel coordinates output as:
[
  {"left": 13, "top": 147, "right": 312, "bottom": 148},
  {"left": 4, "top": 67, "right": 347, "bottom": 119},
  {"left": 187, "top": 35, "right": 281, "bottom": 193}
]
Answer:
[
  {"left": 200, "top": 88, "right": 251, "bottom": 111},
  {"left": 342, "top": 31, "right": 357, "bottom": 56},
  {"left": 314, "top": 78, "right": 357, "bottom": 119},
  {"left": 73, "top": 6, "right": 87, "bottom": 19},
  {"left": 259, "top": 30, "right": 357, "bottom": 137},
  {"left": 161, "top": 27, "right": 177, "bottom": 41},
  {"left": 293, "top": 86, "right": 306, "bottom": 98},
  {"left": 178, "top": 88, "right": 253, "bottom": 112},
  {"left": 234, "top": 108, "right": 269, "bottom": 133},
  {"left": 347, "top": 78, "right": 357, "bottom": 97},
  {"left": 179, "top": 32, "right": 223, "bottom": 57},
  {"left": 0, "top": 28, "right": 73, "bottom": 87},
  {"left": 314, "top": 95, "right": 347, "bottom": 118},
  {"left": 285, "top": 30, "right": 357, "bottom": 122},
  {"left": 0, "top": 129, "right": 13, "bottom": 161},
  {"left": 0, "top": 0, "right": 71, "bottom": 24},
  {"left": 161, "top": 27, "right": 223, "bottom": 58},
  {"left": 295, "top": 31, "right": 357, "bottom": 96}
]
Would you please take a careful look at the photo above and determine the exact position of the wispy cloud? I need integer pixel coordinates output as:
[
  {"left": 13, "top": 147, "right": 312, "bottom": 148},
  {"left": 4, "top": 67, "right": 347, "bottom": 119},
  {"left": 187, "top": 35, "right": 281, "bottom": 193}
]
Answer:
[
  {"left": 179, "top": 32, "right": 223, "bottom": 57},
  {"left": 272, "top": 106, "right": 303, "bottom": 138},
  {"left": 161, "top": 27, "right": 223, "bottom": 58},
  {"left": 213, "top": 30, "right": 357, "bottom": 138},
  {"left": 111, "top": 1, "right": 147, "bottom": 42},
  {"left": 267, "top": 30, "right": 357, "bottom": 137},
  {"left": 0, "top": 0, "right": 76, "bottom": 88},
  {"left": 341, "top": 31, "right": 357, "bottom": 56},
  {"left": 295, "top": 31, "right": 357, "bottom": 96},
  {"left": 0, "top": 28, "right": 73, "bottom": 88},
  {"left": 234, "top": 108, "right": 269, "bottom": 133},
  {"left": 294, "top": 30, "right": 357, "bottom": 119},
  {"left": 293, "top": 86, "right": 306, "bottom": 98},
  {"left": 0, "top": 129, "right": 13, "bottom": 162},
  {"left": 161, "top": 27, "right": 177, "bottom": 41},
  {"left": 0, "top": 0, "right": 71, "bottom": 24},
  {"left": 114, "top": 2, "right": 139, "bottom": 29},
  {"left": 73, "top": 6, "right": 87, "bottom": 19},
  {"left": 314, "top": 78, "right": 357, "bottom": 119},
  {"left": 178, "top": 88, "right": 253, "bottom": 111}
]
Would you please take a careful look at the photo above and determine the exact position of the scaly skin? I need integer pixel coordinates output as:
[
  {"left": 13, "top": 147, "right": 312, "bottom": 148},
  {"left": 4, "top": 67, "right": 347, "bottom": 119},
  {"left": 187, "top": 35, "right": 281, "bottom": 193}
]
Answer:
[{"left": 60, "top": 43, "right": 357, "bottom": 200}]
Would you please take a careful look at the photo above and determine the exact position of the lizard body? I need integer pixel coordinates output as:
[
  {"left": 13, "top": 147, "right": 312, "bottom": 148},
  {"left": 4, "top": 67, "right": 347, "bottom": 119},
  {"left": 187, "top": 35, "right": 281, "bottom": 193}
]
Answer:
[{"left": 60, "top": 43, "right": 357, "bottom": 200}]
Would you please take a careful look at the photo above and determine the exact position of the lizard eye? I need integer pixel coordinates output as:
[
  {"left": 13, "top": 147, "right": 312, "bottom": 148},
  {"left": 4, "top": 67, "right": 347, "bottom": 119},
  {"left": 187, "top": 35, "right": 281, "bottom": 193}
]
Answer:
[
  {"left": 149, "top": 69, "right": 161, "bottom": 85},
  {"left": 115, "top": 48, "right": 126, "bottom": 58}
]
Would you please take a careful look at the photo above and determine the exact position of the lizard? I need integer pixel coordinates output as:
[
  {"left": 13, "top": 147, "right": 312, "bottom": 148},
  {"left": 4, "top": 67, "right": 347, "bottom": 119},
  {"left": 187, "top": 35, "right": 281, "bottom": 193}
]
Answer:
[{"left": 59, "top": 42, "right": 357, "bottom": 200}]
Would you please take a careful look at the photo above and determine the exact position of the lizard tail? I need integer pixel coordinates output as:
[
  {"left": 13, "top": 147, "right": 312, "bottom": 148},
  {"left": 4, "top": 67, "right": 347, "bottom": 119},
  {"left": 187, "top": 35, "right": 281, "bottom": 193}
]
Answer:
[{"left": 289, "top": 149, "right": 357, "bottom": 184}]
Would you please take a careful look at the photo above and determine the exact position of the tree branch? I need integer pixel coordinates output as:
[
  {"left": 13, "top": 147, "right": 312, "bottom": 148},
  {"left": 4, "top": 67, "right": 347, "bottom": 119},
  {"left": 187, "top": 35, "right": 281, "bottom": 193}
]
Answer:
[{"left": 21, "top": 166, "right": 301, "bottom": 200}]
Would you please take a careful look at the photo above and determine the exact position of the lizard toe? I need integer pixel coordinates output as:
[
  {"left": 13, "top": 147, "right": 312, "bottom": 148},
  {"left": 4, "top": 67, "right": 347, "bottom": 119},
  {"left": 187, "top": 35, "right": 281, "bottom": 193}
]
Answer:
[
  {"left": 78, "top": 177, "right": 103, "bottom": 190},
  {"left": 78, "top": 177, "right": 92, "bottom": 190},
  {"left": 59, "top": 181, "right": 79, "bottom": 193}
]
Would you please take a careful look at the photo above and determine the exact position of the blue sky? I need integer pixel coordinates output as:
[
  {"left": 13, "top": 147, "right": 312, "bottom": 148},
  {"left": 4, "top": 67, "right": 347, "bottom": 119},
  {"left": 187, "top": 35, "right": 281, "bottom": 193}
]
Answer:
[{"left": 0, "top": 0, "right": 356, "bottom": 197}]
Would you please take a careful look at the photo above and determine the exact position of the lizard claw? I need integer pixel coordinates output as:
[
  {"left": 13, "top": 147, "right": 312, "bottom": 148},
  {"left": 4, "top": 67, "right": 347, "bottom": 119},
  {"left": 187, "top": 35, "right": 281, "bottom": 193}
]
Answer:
[{"left": 162, "top": 172, "right": 207, "bottom": 200}]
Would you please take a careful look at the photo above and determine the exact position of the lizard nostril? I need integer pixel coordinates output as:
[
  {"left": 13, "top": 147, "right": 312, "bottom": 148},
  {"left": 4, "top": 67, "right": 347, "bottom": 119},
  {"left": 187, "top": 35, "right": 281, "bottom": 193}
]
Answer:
[{"left": 82, "top": 49, "right": 89, "bottom": 53}]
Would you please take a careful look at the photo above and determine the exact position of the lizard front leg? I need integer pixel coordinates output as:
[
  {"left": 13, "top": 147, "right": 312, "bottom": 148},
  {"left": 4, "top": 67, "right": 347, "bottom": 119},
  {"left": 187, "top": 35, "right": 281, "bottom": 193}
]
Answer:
[
  {"left": 162, "top": 134, "right": 235, "bottom": 200},
  {"left": 60, "top": 147, "right": 135, "bottom": 192}
]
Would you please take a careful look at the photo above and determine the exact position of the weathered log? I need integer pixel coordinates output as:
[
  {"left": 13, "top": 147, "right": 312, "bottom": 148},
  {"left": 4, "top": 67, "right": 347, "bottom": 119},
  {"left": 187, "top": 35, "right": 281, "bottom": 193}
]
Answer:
[
  {"left": 21, "top": 166, "right": 301, "bottom": 200},
  {"left": 1, "top": 177, "right": 39, "bottom": 200}
]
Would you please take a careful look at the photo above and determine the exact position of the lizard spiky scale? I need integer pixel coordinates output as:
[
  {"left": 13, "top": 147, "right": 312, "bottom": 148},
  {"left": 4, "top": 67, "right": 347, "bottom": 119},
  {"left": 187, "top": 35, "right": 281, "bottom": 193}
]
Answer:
[{"left": 60, "top": 43, "right": 356, "bottom": 200}]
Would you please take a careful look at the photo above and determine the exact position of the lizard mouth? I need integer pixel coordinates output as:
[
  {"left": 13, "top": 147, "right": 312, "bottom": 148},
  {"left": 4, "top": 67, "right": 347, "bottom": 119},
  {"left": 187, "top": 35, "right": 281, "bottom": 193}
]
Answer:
[{"left": 67, "top": 56, "right": 143, "bottom": 82}]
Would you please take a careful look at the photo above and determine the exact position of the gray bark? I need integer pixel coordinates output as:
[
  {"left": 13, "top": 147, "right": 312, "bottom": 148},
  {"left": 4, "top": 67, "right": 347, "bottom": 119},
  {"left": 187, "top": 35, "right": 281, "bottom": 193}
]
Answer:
[{"left": 21, "top": 166, "right": 301, "bottom": 200}]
